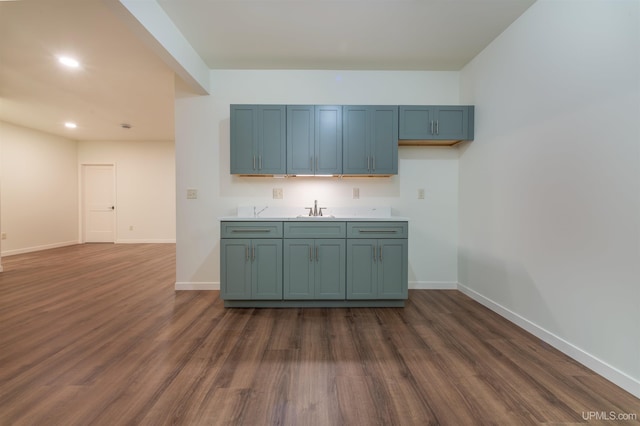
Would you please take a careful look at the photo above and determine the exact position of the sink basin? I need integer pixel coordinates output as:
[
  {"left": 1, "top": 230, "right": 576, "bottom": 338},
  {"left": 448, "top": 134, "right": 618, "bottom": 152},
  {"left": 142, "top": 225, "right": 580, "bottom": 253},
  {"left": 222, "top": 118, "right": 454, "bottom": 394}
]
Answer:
[{"left": 294, "top": 215, "right": 336, "bottom": 220}]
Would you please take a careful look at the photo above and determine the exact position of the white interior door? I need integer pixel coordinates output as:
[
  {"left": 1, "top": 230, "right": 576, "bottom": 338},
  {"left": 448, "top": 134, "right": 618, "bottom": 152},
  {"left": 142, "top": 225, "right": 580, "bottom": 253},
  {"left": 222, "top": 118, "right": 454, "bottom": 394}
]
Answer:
[{"left": 83, "top": 164, "right": 115, "bottom": 243}]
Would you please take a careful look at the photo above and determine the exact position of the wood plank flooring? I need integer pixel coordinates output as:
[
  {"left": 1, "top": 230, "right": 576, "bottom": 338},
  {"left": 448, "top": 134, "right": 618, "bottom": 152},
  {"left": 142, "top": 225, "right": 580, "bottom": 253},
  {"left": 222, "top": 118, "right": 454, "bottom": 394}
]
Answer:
[{"left": 0, "top": 244, "right": 638, "bottom": 425}]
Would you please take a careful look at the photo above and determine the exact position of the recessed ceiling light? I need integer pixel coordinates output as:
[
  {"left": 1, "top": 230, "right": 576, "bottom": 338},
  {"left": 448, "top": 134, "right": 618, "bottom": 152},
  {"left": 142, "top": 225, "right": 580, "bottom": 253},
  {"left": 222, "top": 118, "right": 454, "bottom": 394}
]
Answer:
[
  {"left": 58, "top": 56, "right": 80, "bottom": 68},
  {"left": 64, "top": 122, "right": 77, "bottom": 129}
]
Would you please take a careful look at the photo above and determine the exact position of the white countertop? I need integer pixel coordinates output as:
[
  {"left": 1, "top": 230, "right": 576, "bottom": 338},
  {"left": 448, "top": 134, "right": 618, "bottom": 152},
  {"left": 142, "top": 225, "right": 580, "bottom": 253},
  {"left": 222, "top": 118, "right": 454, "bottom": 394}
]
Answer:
[
  {"left": 218, "top": 205, "right": 409, "bottom": 222},
  {"left": 218, "top": 216, "right": 409, "bottom": 221}
]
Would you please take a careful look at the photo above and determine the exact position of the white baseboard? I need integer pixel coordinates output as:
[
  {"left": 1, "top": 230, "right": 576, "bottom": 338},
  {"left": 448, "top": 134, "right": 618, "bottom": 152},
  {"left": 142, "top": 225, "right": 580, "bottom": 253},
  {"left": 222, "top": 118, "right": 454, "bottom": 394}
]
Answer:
[
  {"left": 175, "top": 282, "right": 218, "bottom": 291},
  {"left": 457, "top": 282, "right": 640, "bottom": 399},
  {"left": 116, "top": 239, "right": 176, "bottom": 244},
  {"left": 410, "top": 281, "right": 458, "bottom": 290},
  {"left": 1, "top": 240, "right": 79, "bottom": 257}
]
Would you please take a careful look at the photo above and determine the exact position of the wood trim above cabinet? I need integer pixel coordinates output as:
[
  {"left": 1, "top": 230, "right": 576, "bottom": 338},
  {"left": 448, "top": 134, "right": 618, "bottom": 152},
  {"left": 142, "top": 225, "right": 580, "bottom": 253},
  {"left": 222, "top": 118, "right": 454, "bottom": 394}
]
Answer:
[{"left": 398, "top": 139, "right": 464, "bottom": 147}]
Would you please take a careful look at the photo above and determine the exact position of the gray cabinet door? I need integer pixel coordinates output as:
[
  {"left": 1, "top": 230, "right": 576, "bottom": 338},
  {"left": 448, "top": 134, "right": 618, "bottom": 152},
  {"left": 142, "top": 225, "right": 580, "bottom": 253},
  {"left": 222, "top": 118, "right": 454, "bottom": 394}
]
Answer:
[
  {"left": 231, "top": 105, "right": 286, "bottom": 174},
  {"left": 342, "top": 106, "right": 370, "bottom": 174},
  {"left": 398, "top": 106, "right": 434, "bottom": 140},
  {"left": 287, "top": 105, "right": 314, "bottom": 174},
  {"left": 257, "top": 105, "right": 286, "bottom": 174},
  {"left": 346, "top": 238, "right": 407, "bottom": 300},
  {"left": 370, "top": 106, "right": 398, "bottom": 175},
  {"left": 346, "top": 239, "right": 378, "bottom": 299},
  {"left": 252, "top": 239, "right": 283, "bottom": 299},
  {"left": 283, "top": 238, "right": 315, "bottom": 299},
  {"left": 221, "top": 238, "right": 282, "bottom": 300},
  {"left": 377, "top": 239, "right": 408, "bottom": 299},
  {"left": 315, "top": 105, "right": 342, "bottom": 175},
  {"left": 230, "top": 105, "right": 258, "bottom": 174},
  {"left": 343, "top": 106, "right": 398, "bottom": 175},
  {"left": 220, "top": 238, "right": 252, "bottom": 299},
  {"left": 399, "top": 105, "right": 474, "bottom": 141},
  {"left": 284, "top": 238, "right": 346, "bottom": 300},
  {"left": 433, "top": 106, "right": 471, "bottom": 141},
  {"left": 315, "top": 239, "right": 346, "bottom": 299},
  {"left": 287, "top": 105, "right": 342, "bottom": 175}
]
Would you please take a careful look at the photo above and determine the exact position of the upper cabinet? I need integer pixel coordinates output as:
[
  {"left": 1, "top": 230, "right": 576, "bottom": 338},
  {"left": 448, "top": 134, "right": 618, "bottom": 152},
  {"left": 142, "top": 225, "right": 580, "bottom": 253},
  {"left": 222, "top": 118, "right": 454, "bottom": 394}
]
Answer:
[
  {"left": 343, "top": 106, "right": 398, "bottom": 175},
  {"left": 230, "top": 104, "right": 475, "bottom": 175},
  {"left": 287, "top": 105, "right": 342, "bottom": 175},
  {"left": 230, "top": 105, "right": 286, "bottom": 174},
  {"left": 398, "top": 105, "right": 474, "bottom": 146}
]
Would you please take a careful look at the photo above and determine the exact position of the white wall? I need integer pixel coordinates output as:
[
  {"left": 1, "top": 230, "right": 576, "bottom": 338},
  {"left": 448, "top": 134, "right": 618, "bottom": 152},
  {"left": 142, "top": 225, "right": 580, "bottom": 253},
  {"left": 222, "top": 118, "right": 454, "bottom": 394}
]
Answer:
[
  {"left": 78, "top": 140, "right": 176, "bottom": 243},
  {"left": 459, "top": 0, "right": 640, "bottom": 396},
  {"left": 175, "top": 70, "right": 461, "bottom": 289},
  {"left": 0, "top": 121, "right": 79, "bottom": 255}
]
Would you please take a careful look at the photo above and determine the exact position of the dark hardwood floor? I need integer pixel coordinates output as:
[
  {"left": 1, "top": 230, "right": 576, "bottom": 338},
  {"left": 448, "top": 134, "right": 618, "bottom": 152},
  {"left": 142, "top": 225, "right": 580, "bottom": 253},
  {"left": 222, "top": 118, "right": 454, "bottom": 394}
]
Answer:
[{"left": 0, "top": 244, "right": 638, "bottom": 425}]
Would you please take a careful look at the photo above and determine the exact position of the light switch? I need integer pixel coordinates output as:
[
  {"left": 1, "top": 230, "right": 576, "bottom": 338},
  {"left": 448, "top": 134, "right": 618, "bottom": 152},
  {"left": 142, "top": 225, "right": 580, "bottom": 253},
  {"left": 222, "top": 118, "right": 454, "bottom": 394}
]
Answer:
[
  {"left": 186, "top": 188, "right": 198, "bottom": 199},
  {"left": 273, "top": 188, "right": 283, "bottom": 199},
  {"left": 417, "top": 189, "right": 425, "bottom": 199},
  {"left": 353, "top": 188, "right": 360, "bottom": 199}
]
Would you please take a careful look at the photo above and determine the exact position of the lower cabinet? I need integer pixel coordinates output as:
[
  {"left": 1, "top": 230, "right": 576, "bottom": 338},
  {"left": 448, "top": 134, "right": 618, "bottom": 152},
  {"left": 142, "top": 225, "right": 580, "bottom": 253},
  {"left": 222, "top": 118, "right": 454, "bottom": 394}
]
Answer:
[
  {"left": 284, "top": 238, "right": 346, "bottom": 299},
  {"left": 220, "top": 220, "right": 407, "bottom": 307},
  {"left": 346, "top": 239, "right": 408, "bottom": 300},
  {"left": 220, "top": 238, "right": 283, "bottom": 300}
]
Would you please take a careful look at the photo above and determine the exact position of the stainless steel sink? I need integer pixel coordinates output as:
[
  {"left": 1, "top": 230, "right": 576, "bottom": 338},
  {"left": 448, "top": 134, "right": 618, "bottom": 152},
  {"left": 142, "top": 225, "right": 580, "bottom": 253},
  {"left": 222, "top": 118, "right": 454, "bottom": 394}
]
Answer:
[{"left": 294, "top": 215, "right": 336, "bottom": 220}]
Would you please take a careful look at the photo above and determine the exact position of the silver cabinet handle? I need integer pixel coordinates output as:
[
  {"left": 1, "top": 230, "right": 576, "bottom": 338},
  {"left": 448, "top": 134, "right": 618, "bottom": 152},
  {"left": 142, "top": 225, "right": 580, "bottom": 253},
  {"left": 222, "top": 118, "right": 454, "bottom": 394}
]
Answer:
[
  {"left": 430, "top": 120, "right": 434, "bottom": 135},
  {"left": 231, "top": 229, "right": 272, "bottom": 233},
  {"left": 259, "top": 155, "right": 262, "bottom": 170},
  {"left": 379, "top": 246, "right": 383, "bottom": 261},
  {"left": 435, "top": 120, "right": 439, "bottom": 135},
  {"left": 372, "top": 156, "right": 375, "bottom": 171},
  {"left": 252, "top": 246, "right": 255, "bottom": 261},
  {"left": 253, "top": 155, "right": 256, "bottom": 170},
  {"left": 358, "top": 229, "right": 398, "bottom": 233},
  {"left": 315, "top": 157, "right": 318, "bottom": 172},
  {"left": 367, "top": 156, "right": 370, "bottom": 171},
  {"left": 309, "top": 246, "right": 313, "bottom": 262},
  {"left": 245, "top": 246, "right": 249, "bottom": 261}
]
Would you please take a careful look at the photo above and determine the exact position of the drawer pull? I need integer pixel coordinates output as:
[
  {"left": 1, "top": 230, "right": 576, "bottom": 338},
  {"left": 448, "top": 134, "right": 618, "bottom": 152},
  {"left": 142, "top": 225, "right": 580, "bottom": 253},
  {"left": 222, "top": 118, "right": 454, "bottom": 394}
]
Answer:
[
  {"left": 231, "top": 229, "right": 272, "bottom": 233},
  {"left": 358, "top": 229, "right": 398, "bottom": 233}
]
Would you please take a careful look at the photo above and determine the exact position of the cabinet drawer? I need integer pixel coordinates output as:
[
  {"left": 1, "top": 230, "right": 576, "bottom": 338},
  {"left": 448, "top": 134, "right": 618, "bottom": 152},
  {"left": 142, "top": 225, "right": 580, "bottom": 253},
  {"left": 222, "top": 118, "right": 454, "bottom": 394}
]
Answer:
[
  {"left": 221, "top": 221, "right": 283, "bottom": 238},
  {"left": 284, "top": 222, "right": 346, "bottom": 238},
  {"left": 346, "top": 222, "right": 408, "bottom": 239}
]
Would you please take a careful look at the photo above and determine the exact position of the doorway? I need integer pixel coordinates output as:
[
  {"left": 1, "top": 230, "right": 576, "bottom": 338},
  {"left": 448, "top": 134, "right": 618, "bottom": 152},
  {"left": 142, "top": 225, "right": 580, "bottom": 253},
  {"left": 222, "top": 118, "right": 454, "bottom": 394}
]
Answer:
[{"left": 82, "top": 164, "right": 116, "bottom": 243}]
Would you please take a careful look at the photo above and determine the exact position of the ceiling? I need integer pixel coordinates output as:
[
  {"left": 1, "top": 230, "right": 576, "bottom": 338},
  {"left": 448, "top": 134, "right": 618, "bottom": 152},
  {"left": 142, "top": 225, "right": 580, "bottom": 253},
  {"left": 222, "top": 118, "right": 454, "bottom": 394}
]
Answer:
[
  {"left": 158, "top": 0, "right": 536, "bottom": 71},
  {"left": 0, "top": 0, "right": 535, "bottom": 141}
]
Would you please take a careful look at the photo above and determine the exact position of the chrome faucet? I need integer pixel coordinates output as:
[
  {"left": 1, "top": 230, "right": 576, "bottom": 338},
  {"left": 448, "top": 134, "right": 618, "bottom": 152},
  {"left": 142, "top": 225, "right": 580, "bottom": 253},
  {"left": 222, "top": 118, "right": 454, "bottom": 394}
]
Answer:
[
  {"left": 253, "top": 206, "right": 268, "bottom": 217},
  {"left": 305, "top": 200, "right": 326, "bottom": 216}
]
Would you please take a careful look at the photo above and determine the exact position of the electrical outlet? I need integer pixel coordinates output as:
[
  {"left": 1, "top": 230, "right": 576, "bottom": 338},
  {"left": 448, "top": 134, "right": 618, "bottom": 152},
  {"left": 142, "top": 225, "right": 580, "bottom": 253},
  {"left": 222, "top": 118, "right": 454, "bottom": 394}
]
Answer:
[
  {"left": 273, "top": 188, "right": 283, "bottom": 199},
  {"left": 1, "top": 233, "right": 6, "bottom": 240},
  {"left": 186, "top": 188, "right": 198, "bottom": 199},
  {"left": 418, "top": 189, "right": 425, "bottom": 199},
  {"left": 129, "top": 225, "right": 134, "bottom": 231},
  {"left": 353, "top": 188, "right": 360, "bottom": 199}
]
